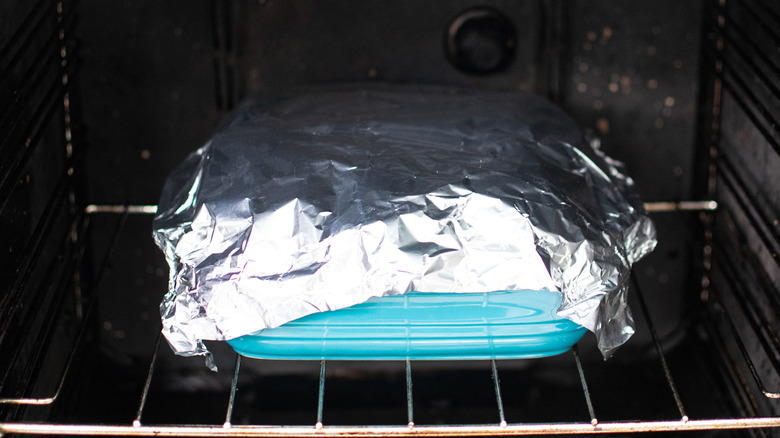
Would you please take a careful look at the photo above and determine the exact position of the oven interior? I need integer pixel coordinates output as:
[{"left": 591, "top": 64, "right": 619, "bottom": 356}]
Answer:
[{"left": 2, "top": 0, "right": 780, "bottom": 436}]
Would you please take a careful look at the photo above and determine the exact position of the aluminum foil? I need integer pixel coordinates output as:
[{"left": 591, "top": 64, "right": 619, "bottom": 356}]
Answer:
[{"left": 153, "top": 85, "right": 656, "bottom": 369}]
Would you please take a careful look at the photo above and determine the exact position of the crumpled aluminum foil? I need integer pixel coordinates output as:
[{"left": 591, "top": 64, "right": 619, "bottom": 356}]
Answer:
[{"left": 153, "top": 85, "right": 656, "bottom": 369}]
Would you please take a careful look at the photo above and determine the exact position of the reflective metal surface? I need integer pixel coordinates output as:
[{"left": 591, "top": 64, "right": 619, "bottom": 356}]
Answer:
[{"left": 152, "top": 86, "right": 657, "bottom": 364}]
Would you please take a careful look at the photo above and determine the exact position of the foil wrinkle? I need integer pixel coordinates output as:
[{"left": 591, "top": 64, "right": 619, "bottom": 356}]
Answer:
[{"left": 152, "top": 86, "right": 657, "bottom": 367}]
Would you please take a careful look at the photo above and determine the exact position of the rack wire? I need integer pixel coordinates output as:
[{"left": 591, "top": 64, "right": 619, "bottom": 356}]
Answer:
[{"left": 4, "top": 201, "right": 780, "bottom": 436}]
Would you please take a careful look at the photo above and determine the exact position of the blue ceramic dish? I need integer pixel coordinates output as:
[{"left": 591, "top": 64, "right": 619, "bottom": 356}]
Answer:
[{"left": 227, "top": 290, "right": 586, "bottom": 361}]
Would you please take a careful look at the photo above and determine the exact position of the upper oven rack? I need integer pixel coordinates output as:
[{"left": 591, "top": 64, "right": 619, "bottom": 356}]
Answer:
[{"left": 6, "top": 200, "right": 780, "bottom": 437}]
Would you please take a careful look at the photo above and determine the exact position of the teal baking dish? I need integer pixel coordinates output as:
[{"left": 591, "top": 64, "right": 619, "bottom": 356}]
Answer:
[{"left": 227, "top": 289, "right": 587, "bottom": 360}]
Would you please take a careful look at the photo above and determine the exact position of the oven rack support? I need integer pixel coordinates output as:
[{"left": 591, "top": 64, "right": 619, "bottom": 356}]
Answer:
[
  {"left": 5, "top": 200, "right": 780, "bottom": 437},
  {"left": 82, "top": 201, "right": 720, "bottom": 216}
]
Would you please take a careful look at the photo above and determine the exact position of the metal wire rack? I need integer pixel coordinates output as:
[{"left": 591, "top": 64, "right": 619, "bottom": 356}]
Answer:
[
  {"left": 4, "top": 201, "right": 780, "bottom": 437},
  {"left": 3, "top": 0, "right": 780, "bottom": 435}
]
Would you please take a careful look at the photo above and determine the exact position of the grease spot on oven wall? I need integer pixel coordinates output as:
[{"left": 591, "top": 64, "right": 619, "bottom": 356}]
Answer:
[{"left": 597, "top": 118, "right": 609, "bottom": 134}]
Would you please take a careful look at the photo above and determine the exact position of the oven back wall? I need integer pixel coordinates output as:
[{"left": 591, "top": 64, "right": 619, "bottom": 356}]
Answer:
[{"left": 76, "top": 0, "right": 703, "bottom": 366}]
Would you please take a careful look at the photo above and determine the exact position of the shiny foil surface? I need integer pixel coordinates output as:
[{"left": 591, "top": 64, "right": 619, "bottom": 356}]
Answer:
[{"left": 152, "top": 86, "right": 656, "bottom": 368}]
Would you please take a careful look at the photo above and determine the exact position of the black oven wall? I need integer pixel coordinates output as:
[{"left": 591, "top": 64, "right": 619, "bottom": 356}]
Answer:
[
  {"left": 700, "top": 0, "right": 780, "bottom": 421},
  {"left": 0, "top": 0, "right": 84, "bottom": 423}
]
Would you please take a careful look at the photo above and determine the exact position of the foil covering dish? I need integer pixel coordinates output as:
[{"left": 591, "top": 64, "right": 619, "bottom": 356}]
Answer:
[{"left": 152, "top": 85, "right": 657, "bottom": 369}]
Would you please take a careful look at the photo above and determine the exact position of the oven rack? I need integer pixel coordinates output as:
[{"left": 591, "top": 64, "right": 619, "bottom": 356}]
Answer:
[{"left": 4, "top": 200, "right": 780, "bottom": 437}]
